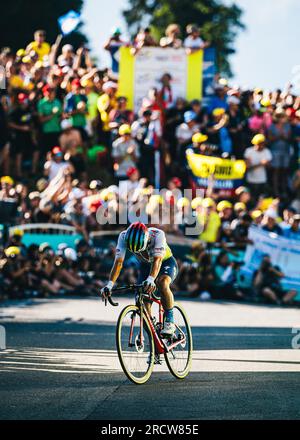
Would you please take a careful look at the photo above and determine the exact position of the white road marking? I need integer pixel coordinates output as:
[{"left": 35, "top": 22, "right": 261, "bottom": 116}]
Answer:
[{"left": 0, "top": 348, "right": 299, "bottom": 374}]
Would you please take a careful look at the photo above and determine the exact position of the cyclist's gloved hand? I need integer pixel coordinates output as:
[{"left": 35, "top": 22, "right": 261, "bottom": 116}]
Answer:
[
  {"left": 100, "top": 281, "right": 114, "bottom": 300},
  {"left": 143, "top": 276, "right": 156, "bottom": 294}
]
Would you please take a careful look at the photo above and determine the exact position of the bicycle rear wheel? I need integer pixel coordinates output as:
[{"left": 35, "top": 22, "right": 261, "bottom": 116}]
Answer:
[
  {"left": 116, "top": 305, "right": 154, "bottom": 385},
  {"left": 164, "top": 304, "right": 193, "bottom": 379}
]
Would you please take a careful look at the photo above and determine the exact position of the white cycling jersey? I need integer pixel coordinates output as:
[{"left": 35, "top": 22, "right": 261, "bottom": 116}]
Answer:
[{"left": 116, "top": 227, "right": 173, "bottom": 264}]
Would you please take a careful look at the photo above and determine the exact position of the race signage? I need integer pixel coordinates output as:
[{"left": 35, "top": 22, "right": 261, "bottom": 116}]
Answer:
[
  {"left": 118, "top": 47, "right": 203, "bottom": 110},
  {"left": 244, "top": 226, "right": 300, "bottom": 294},
  {"left": 186, "top": 151, "right": 246, "bottom": 190}
]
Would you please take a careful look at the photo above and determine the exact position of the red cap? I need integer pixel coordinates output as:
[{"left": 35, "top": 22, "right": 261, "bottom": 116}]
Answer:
[
  {"left": 90, "top": 199, "right": 103, "bottom": 213},
  {"left": 71, "top": 78, "right": 81, "bottom": 88},
  {"left": 52, "top": 146, "right": 62, "bottom": 155},
  {"left": 42, "top": 84, "right": 52, "bottom": 96},
  {"left": 127, "top": 167, "right": 138, "bottom": 178},
  {"left": 18, "top": 93, "right": 28, "bottom": 103},
  {"left": 171, "top": 177, "right": 182, "bottom": 188},
  {"left": 286, "top": 107, "right": 296, "bottom": 118}
]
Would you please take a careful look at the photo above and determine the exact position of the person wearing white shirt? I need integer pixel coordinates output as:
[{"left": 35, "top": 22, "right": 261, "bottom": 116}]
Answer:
[
  {"left": 44, "top": 147, "right": 73, "bottom": 181},
  {"left": 112, "top": 124, "right": 140, "bottom": 180},
  {"left": 184, "top": 25, "right": 209, "bottom": 53},
  {"left": 244, "top": 134, "right": 272, "bottom": 198}
]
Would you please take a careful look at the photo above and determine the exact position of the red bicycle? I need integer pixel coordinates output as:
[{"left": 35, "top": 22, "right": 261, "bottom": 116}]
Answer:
[{"left": 106, "top": 284, "right": 193, "bottom": 385}]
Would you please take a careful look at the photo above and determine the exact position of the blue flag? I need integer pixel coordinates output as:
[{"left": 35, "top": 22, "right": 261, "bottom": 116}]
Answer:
[{"left": 58, "top": 10, "right": 81, "bottom": 36}]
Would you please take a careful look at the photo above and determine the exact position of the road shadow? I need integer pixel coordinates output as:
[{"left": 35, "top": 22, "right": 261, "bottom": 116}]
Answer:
[{"left": 0, "top": 321, "right": 296, "bottom": 377}]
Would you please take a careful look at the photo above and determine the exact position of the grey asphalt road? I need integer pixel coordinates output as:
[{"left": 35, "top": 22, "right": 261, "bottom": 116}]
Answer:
[{"left": 0, "top": 297, "right": 300, "bottom": 420}]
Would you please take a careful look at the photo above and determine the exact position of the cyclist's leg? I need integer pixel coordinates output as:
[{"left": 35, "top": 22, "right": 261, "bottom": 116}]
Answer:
[
  {"left": 156, "top": 274, "right": 174, "bottom": 312},
  {"left": 156, "top": 257, "right": 178, "bottom": 323}
]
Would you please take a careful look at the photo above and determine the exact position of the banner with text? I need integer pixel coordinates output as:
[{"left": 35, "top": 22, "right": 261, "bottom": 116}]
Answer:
[
  {"left": 187, "top": 151, "right": 246, "bottom": 191},
  {"left": 244, "top": 226, "right": 300, "bottom": 293}
]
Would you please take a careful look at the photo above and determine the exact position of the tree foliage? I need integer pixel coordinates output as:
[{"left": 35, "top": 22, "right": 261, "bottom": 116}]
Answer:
[
  {"left": 123, "top": 0, "right": 245, "bottom": 75},
  {"left": 0, "top": 0, "right": 87, "bottom": 51}
]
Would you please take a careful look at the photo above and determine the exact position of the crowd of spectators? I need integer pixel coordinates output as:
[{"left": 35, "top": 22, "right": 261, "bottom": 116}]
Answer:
[{"left": 0, "top": 24, "right": 300, "bottom": 305}]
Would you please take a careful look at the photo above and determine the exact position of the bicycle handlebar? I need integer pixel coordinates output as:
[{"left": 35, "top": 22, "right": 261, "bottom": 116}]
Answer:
[
  {"left": 112, "top": 284, "right": 144, "bottom": 293},
  {"left": 106, "top": 295, "right": 119, "bottom": 307},
  {"left": 104, "top": 284, "right": 144, "bottom": 308}
]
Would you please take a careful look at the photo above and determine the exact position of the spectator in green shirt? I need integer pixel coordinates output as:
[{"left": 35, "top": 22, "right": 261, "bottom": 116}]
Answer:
[
  {"left": 82, "top": 79, "right": 99, "bottom": 140},
  {"left": 64, "top": 79, "right": 89, "bottom": 143},
  {"left": 38, "top": 85, "right": 63, "bottom": 156}
]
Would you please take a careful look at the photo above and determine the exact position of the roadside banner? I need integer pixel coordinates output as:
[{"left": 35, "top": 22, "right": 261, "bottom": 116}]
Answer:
[
  {"left": 202, "top": 48, "right": 217, "bottom": 107},
  {"left": 187, "top": 151, "right": 246, "bottom": 190},
  {"left": 243, "top": 226, "right": 300, "bottom": 293},
  {"left": 118, "top": 47, "right": 203, "bottom": 110}
]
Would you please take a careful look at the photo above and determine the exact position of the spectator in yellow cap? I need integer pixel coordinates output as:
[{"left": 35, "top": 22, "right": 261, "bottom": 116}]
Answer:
[
  {"left": 207, "top": 108, "right": 232, "bottom": 155},
  {"left": 251, "top": 210, "right": 264, "bottom": 225},
  {"left": 217, "top": 200, "right": 233, "bottom": 212},
  {"left": 213, "top": 108, "right": 225, "bottom": 118},
  {"left": 7, "top": 228, "right": 27, "bottom": 254},
  {"left": 244, "top": 133, "right": 272, "bottom": 198},
  {"left": 217, "top": 200, "right": 234, "bottom": 242},
  {"left": 0, "top": 176, "right": 15, "bottom": 200},
  {"left": 191, "top": 197, "right": 203, "bottom": 210},
  {"left": 2, "top": 245, "right": 28, "bottom": 297},
  {"left": 217, "top": 201, "right": 233, "bottom": 221},
  {"left": 192, "top": 132, "right": 208, "bottom": 154},
  {"left": 4, "top": 246, "right": 21, "bottom": 258},
  {"left": 197, "top": 198, "right": 221, "bottom": 244},
  {"left": 112, "top": 124, "right": 140, "bottom": 180},
  {"left": 234, "top": 202, "right": 247, "bottom": 214},
  {"left": 1, "top": 175, "right": 14, "bottom": 186}
]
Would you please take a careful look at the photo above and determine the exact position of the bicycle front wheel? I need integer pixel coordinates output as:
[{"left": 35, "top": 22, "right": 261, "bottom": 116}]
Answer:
[
  {"left": 164, "top": 304, "right": 193, "bottom": 380},
  {"left": 116, "top": 305, "right": 154, "bottom": 385}
]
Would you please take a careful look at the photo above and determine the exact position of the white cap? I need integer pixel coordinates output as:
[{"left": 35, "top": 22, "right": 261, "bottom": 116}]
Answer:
[
  {"left": 228, "top": 96, "right": 240, "bottom": 105},
  {"left": 64, "top": 248, "right": 77, "bottom": 261},
  {"left": 103, "top": 81, "right": 118, "bottom": 92},
  {"left": 62, "top": 44, "right": 74, "bottom": 52},
  {"left": 61, "top": 119, "right": 73, "bottom": 130},
  {"left": 265, "top": 209, "right": 277, "bottom": 219},
  {"left": 70, "top": 188, "right": 86, "bottom": 200},
  {"left": 214, "top": 83, "right": 225, "bottom": 90},
  {"left": 58, "top": 243, "right": 68, "bottom": 251}
]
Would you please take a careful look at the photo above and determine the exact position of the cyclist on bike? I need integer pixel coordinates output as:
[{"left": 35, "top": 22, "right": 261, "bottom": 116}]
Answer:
[{"left": 101, "top": 222, "right": 178, "bottom": 336}]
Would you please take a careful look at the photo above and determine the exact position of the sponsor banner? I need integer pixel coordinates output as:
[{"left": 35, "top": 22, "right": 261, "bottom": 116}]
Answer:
[
  {"left": 202, "top": 48, "right": 217, "bottom": 107},
  {"left": 192, "top": 177, "right": 244, "bottom": 190},
  {"left": 243, "top": 226, "right": 300, "bottom": 294},
  {"left": 187, "top": 151, "right": 246, "bottom": 190},
  {"left": 118, "top": 47, "right": 203, "bottom": 110}
]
